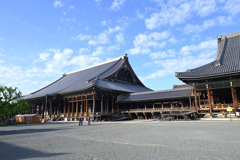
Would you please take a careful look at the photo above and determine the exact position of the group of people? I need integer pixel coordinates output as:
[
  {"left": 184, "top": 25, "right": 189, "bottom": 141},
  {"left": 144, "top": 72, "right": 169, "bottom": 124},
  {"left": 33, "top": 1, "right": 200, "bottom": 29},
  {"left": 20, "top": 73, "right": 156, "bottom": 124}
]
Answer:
[{"left": 79, "top": 116, "right": 91, "bottom": 126}]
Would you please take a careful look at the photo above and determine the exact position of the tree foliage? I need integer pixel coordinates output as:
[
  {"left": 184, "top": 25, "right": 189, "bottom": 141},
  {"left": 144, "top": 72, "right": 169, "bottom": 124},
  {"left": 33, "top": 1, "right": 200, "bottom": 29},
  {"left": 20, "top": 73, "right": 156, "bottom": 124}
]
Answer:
[{"left": 0, "top": 86, "right": 31, "bottom": 120}]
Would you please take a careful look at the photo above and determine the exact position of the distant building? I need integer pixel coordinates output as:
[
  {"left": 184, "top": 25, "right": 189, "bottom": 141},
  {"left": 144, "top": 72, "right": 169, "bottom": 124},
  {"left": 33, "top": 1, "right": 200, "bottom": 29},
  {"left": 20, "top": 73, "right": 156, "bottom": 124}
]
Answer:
[{"left": 176, "top": 31, "right": 240, "bottom": 117}]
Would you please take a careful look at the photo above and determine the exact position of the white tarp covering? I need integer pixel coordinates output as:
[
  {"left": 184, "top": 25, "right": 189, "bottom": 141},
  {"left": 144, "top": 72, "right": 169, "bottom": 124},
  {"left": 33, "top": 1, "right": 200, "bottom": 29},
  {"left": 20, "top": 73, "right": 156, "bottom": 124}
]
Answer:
[{"left": 15, "top": 114, "right": 40, "bottom": 117}]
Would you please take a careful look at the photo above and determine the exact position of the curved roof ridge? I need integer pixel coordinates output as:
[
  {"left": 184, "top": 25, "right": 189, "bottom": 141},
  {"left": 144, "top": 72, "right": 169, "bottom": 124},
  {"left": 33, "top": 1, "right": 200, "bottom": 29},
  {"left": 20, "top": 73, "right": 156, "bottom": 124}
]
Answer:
[
  {"left": 222, "top": 30, "right": 240, "bottom": 38},
  {"left": 66, "top": 54, "right": 125, "bottom": 75}
]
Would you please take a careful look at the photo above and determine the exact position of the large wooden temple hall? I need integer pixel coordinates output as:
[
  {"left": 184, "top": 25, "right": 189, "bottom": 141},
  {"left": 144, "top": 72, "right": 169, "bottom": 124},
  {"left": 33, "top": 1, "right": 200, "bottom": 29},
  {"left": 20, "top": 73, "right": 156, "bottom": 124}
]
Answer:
[{"left": 25, "top": 30, "right": 240, "bottom": 121}]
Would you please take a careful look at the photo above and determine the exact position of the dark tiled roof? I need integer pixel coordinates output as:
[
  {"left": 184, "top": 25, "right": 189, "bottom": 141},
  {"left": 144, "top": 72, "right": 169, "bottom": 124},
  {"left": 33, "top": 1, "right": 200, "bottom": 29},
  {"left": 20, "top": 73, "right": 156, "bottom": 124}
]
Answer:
[
  {"left": 176, "top": 31, "right": 240, "bottom": 80},
  {"left": 118, "top": 86, "right": 192, "bottom": 103},
  {"left": 24, "top": 55, "right": 150, "bottom": 100},
  {"left": 172, "top": 83, "right": 193, "bottom": 89},
  {"left": 96, "top": 80, "right": 152, "bottom": 93}
]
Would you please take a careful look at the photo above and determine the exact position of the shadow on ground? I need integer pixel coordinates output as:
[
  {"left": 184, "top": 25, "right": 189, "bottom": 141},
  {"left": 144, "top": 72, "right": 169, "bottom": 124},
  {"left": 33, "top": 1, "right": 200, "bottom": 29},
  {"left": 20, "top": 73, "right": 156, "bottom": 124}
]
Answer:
[
  {"left": 0, "top": 141, "right": 67, "bottom": 160},
  {"left": 0, "top": 128, "right": 62, "bottom": 136}
]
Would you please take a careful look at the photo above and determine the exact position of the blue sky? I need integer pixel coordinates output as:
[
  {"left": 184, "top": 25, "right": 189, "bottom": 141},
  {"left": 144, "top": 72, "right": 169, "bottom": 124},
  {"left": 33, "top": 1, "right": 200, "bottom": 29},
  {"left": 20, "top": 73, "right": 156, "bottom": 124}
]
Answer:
[{"left": 0, "top": 0, "right": 240, "bottom": 95}]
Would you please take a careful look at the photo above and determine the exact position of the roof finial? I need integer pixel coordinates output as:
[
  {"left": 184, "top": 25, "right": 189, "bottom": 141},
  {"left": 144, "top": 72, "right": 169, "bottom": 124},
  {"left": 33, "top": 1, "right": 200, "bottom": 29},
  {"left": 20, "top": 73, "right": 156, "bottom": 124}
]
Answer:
[{"left": 124, "top": 53, "right": 128, "bottom": 59}]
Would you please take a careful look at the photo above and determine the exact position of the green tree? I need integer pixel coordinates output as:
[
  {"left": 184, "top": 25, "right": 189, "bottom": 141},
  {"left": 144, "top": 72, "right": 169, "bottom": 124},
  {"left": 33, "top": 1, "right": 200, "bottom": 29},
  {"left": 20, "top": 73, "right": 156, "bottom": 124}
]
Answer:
[{"left": 0, "top": 86, "right": 31, "bottom": 122}]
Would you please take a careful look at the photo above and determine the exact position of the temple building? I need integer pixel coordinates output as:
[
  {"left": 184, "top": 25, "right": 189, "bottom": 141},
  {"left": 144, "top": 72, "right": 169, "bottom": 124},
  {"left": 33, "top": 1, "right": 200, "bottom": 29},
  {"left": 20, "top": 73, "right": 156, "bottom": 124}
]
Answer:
[
  {"left": 24, "top": 31, "right": 240, "bottom": 120},
  {"left": 117, "top": 83, "right": 195, "bottom": 120},
  {"left": 24, "top": 54, "right": 195, "bottom": 121},
  {"left": 176, "top": 31, "right": 240, "bottom": 117}
]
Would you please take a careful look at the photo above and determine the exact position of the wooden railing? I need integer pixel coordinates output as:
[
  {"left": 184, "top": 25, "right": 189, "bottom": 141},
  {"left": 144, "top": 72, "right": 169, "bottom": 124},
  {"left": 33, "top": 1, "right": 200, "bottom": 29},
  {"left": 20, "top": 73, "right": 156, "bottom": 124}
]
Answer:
[
  {"left": 120, "top": 107, "right": 195, "bottom": 113},
  {"left": 200, "top": 103, "right": 235, "bottom": 110}
]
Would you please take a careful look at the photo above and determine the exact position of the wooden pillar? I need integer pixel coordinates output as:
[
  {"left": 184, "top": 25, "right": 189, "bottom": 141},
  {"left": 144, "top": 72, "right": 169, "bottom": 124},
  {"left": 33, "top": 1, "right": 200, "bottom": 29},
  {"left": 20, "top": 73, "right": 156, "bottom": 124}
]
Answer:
[
  {"left": 39, "top": 104, "right": 41, "bottom": 115},
  {"left": 76, "top": 99, "right": 78, "bottom": 119},
  {"left": 86, "top": 96, "right": 88, "bottom": 120},
  {"left": 54, "top": 104, "right": 56, "bottom": 118},
  {"left": 101, "top": 96, "right": 103, "bottom": 113},
  {"left": 48, "top": 102, "right": 51, "bottom": 116},
  {"left": 112, "top": 96, "right": 114, "bottom": 114},
  {"left": 194, "top": 90, "right": 198, "bottom": 113},
  {"left": 231, "top": 86, "right": 238, "bottom": 114},
  {"left": 45, "top": 96, "right": 47, "bottom": 120},
  {"left": 107, "top": 97, "right": 109, "bottom": 113},
  {"left": 42, "top": 103, "right": 44, "bottom": 119},
  {"left": 207, "top": 89, "right": 212, "bottom": 116},
  {"left": 153, "top": 104, "right": 155, "bottom": 110},
  {"left": 49, "top": 102, "right": 52, "bottom": 120},
  {"left": 117, "top": 103, "right": 119, "bottom": 113},
  {"left": 93, "top": 94, "right": 95, "bottom": 117},
  {"left": 68, "top": 100, "right": 70, "bottom": 118},
  {"left": 80, "top": 97, "right": 83, "bottom": 116},
  {"left": 161, "top": 102, "right": 163, "bottom": 109},
  {"left": 198, "top": 92, "right": 201, "bottom": 107},
  {"left": 170, "top": 102, "right": 173, "bottom": 109},
  {"left": 210, "top": 90, "right": 214, "bottom": 110},
  {"left": 71, "top": 100, "right": 74, "bottom": 119},
  {"left": 32, "top": 104, "right": 35, "bottom": 113},
  {"left": 181, "top": 101, "right": 184, "bottom": 109},
  {"left": 64, "top": 100, "right": 66, "bottom": 117},
  {"left": 203, "top": 93, "right": 206, "bottom": 105}
]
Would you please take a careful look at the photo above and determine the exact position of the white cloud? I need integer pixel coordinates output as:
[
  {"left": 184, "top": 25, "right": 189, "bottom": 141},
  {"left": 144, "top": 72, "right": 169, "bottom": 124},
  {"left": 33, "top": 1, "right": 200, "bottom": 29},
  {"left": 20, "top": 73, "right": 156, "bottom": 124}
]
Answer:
[
  {"left": 102, "top": 21, "right": 107, "bottom": 26},
  {"left": 106, "top": 26, "right": 122, "bottom": 34},
  {"left": 224, "top": 0, "right": 240, "bottom": 16},
  {"left": 184, "top": 16, "right": 232, "bottom": 34},
  {"left": 180, "top": 39, "right": 217, "bottom": 55},
  {"left": 92, "top": 46, "right": 105, "bottom": 56},
  {"left": 54, "top": 1, "right": 64, "bottom": 8},
  {"left": 60, "top": 18, "right": 76, "bottom": 23},
  {"left": 75, "top": 26, "right": 123, "bottom": 46},
  {"left": 168, "top": 37, "right": 177, "bottom": 44},
  {"left": 216, "top": 16, "right": 233, "bottom": 25},
  {"left": 194, "top": 0, "right": 217, "bottom": 17},
  {"left": 75, "top": 34, "right": 92, "bottom": 41},
  {"left": 88, "top": 33, "right": 108, "bottom": 45},
  {"left": 78, "top": 48, "right": 90, "bottom": 55},
  {"left": 145, "top": 2, "right": 192, "bottom": 29},
  {"left": 44, "top": 48, "right": 73, "bottom": 74},
  {"left": 39, "top": 52, "right": 50, "bottom": 61},
  {"left": 128, "top": 31, "right": 171, "bottom": 55},
  {"left": 115, "top": 33, "right": 124, "bottom": 43},
  {"left": 146, "top": 0, "right": 218, "bottom": 30},
  {"left": 69, "top": 55, "right": 102, "bottom": 68},
  {"left": 143, "top": 55, "right": 214, "bottom": 81},
  {"left": 142, "top": 38, "right": 217, "bottom": 81},
  {"left": 128, "top": 47, "right": 141, "bottom": 55},
  {"left": 107, "top": 45, "right": 120, "bottom": 52},
  {"left": 69, "top": 5, "right": 75, "bottom": 9},
  {"left": 150, "top": 49, "right": 176, "bottom": 60},
  {"left": 136, "top": 10, "right": 144, "bottom": 19},
  {"left": 150, "top": 51, "right": 168, "bottom": 59},
  {"left": 110, "top": 0, "right": 125, "bottom": 10}
]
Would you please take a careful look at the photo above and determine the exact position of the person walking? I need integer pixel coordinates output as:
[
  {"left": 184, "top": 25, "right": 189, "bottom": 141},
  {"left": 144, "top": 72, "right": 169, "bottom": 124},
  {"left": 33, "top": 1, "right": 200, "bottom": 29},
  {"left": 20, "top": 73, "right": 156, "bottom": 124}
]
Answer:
[
  {"left": 88, "top": 116, "right": 91, "bottom": 125},
  {"left": 79, "top": 116, "right": 83, "bottom": 126}
]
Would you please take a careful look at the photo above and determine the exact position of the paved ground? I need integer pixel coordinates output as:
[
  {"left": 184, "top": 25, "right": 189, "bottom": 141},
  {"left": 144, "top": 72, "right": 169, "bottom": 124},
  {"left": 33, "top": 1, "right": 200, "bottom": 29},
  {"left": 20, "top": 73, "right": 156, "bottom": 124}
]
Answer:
[{"left": 0, "top": 120, "right": 240, "bottom": 160}]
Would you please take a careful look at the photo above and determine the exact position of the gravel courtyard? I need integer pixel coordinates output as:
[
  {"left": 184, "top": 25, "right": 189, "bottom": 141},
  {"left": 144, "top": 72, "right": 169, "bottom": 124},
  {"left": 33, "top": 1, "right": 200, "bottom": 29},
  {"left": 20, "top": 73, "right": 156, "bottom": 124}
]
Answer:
[{"left": 0, "top": 120, "right": 239, "bottom": 160}]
